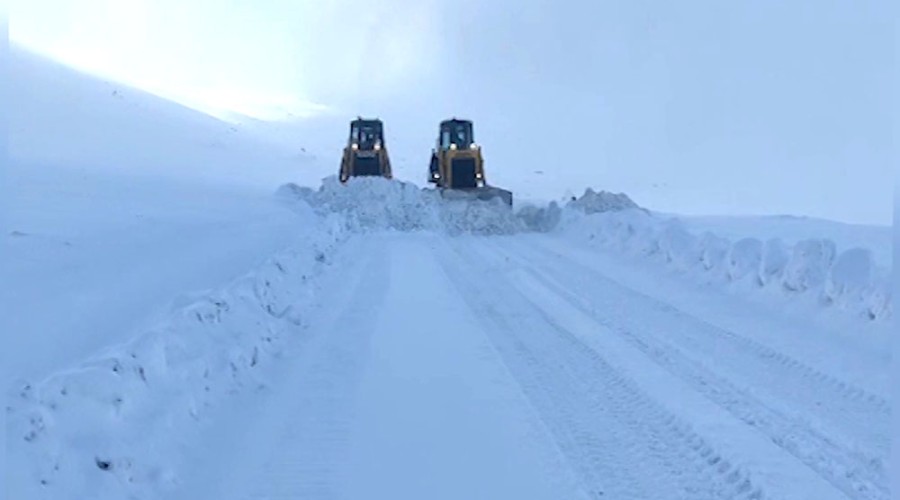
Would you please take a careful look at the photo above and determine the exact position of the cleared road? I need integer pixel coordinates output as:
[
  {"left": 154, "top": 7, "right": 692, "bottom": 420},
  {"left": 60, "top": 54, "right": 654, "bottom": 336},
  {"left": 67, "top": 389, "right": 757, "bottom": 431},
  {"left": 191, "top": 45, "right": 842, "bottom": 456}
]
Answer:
[{"left": 175, "top": 232, "right": 888, "bottom": 500}]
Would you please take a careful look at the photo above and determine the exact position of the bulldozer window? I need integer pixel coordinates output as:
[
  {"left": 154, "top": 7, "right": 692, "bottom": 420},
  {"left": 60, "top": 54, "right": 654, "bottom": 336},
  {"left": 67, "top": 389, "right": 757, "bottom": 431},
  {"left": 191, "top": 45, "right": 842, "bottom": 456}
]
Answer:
[
  {"left": 440, "top": 123, "right": 473, "bottom": 149},
  {"left": 360, "top": 128, "right": 379, "bottom": 148},
  {"left": 350, "top": 122, "right": 382, "bottom": 150}
]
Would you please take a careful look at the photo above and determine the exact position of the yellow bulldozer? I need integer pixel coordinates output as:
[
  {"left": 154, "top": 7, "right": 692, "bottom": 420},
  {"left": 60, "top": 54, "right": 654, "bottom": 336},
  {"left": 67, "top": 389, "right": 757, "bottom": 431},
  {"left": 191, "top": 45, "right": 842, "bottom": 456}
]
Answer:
[
  {"left": 428, "top": 118, "right": 512, "bottom": 206},
  {"left": 339, "top": 117, "right": 392, "bottom": 182}
]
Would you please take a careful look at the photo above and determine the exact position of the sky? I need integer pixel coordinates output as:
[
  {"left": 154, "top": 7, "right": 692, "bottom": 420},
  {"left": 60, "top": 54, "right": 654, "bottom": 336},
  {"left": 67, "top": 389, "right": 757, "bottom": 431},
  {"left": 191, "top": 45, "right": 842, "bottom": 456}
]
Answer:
[{"left": 8, "top": 0, "right": 894, "bottom": 225}]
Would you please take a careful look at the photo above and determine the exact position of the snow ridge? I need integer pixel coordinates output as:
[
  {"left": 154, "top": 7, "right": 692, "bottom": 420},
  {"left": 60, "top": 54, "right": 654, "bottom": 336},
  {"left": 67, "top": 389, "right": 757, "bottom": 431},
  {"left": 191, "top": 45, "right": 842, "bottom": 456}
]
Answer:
[
  {"left": 558, "top": 208, "right": 891, "bottom": 321},
  {"left": 6, "top": 204, "right": 346, "bottom": 499}
]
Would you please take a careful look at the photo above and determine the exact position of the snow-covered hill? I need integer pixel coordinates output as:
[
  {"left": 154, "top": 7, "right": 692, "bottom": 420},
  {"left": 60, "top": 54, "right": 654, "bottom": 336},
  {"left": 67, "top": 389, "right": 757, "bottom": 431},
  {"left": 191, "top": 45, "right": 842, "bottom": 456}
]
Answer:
[
  {"left": 8, "top": 46, "right": 332, "bottom": 188},
  {"left": 3, "top": 47, "right": 333, "bottom": 382}
]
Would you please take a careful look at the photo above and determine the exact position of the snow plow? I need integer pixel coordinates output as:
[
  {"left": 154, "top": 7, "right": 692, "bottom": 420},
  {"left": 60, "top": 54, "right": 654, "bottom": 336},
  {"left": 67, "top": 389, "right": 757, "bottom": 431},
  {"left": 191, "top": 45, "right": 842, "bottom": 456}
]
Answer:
[
  {"left": 339, "top": 117, "right": 392, "bottom": 182},
  {"left": 428, "top": 118, "right": 512, "bottom": 206}
]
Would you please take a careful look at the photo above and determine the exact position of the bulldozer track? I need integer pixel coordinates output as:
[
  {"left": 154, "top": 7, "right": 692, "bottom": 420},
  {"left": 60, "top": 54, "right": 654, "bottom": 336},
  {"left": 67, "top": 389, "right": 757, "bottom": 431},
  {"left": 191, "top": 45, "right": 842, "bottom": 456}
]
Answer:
[
  {"left": 477, "top": 237, "right": 888, "bottom": 500},
  {"left": 439, "top": 238, "right": 770, "bottom": 500}
]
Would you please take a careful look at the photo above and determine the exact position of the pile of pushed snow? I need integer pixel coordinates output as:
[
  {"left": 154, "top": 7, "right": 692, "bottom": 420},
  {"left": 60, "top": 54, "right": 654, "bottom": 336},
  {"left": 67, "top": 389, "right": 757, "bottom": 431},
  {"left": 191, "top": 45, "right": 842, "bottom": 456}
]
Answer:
[
  {"left": 516, "top": 202, "right": 564, "bottom": 232},
  {"left": 559, "top": 209, "right": 892, "bottom": 321},
  {"left": 514, "top": 189, "right": 641, "bottom": 233},
  {"left": 566, "top": 188, "right": 641, "bottom": 214},
  {"left": 278, "top": 176, "right": 525, "bottom": 235},
  {"left": 6, "top": 204, "right": 346, "bottom": 500}
]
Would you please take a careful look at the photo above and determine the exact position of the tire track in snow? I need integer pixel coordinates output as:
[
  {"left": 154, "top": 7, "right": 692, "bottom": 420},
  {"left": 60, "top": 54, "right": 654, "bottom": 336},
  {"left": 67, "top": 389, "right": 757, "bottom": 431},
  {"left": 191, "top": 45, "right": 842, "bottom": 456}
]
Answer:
[
  {"left": 524, "top": 238, "right": 891, "bottom": 418},
  {"left": 231, "top": 239, "right": 391, "bottom": 500},
  {"left": 482, "top": 237, "right": 887, "bottom": 500},
  {"left": 438, "top": 238, "right": 769, "bottom": 500}
]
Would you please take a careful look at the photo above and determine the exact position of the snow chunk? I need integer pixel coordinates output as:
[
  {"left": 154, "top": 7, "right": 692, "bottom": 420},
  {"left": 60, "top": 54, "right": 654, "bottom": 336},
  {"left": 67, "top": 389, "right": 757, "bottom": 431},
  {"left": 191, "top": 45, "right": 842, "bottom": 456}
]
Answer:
[
  {"left": 781, "top": 239, "right": 837, "bottom": 292},
  {"left": 657, "top": 220, "right": 700, "bottom": 270},
  {"left": 698, "top": 232, "right": 731, "bottom": 272},
  {"left": 516, "top": 202, "right": 563, "bottom": 232},
  {"left": 728, "top": 238, "right": 763, "bottom": 282},
  {"left": 829, "top": 248, "right": 874, "bottom": 294},
  {"left": 759, "top": 238, "right": 790, "bottom": 286}
]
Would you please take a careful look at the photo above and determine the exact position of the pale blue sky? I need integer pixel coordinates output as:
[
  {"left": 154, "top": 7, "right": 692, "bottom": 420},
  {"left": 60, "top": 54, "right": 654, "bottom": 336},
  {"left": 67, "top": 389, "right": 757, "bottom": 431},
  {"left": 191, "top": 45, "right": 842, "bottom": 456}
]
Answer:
[{"left": 9, "top": 0, "right": 893, "bottom": 224}]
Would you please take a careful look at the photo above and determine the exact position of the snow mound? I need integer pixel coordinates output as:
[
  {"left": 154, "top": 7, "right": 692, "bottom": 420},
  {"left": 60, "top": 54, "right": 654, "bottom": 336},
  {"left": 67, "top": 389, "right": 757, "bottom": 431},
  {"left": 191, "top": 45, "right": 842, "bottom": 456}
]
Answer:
[
  {"left": 6, "top": 205, "right": 346, "bottom": 499},
  {"left": 279, "top": 176, "right": 525, "bottom": 235},
  {"left": 567, "top": 188, "right": 641, "bottom": 214},
  {"left": 278, "top": 179, "right": 644, "bottom": 237},
  {"left": 560, "top": 209, "right": 891, "bottom": 321},
  {"left": 759, "top": 238, "right": 791, "bottom": 286}
]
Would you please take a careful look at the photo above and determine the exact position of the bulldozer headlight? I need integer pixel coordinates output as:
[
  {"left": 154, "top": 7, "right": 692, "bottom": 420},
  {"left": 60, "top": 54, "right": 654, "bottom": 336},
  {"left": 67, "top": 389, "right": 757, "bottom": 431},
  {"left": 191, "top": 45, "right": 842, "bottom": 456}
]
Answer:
[
  {"left": 470, "top": 143, "right": 478, "bottom": 149},
  {"left": 476, "top": 172, "right": 483, "bottom": 179},
  {"left": 351, "top": 143, "right": 359, "bottom": 150},
  {"left": 450, "top": 143, "right": 457, "bottom": 150},
  {"left": 374, "top": 142, "right": 382, "bottom": 151}
]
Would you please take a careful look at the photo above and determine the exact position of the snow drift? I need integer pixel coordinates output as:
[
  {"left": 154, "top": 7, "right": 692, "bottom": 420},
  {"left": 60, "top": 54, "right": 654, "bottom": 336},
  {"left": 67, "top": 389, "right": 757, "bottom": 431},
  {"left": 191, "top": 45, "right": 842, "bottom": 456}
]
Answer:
[
  {"left": 557, "top": 208, "right": 892, "bottom": 321},
  {"left": 6, "top": 203, "right": 346, "bottom": 500}
]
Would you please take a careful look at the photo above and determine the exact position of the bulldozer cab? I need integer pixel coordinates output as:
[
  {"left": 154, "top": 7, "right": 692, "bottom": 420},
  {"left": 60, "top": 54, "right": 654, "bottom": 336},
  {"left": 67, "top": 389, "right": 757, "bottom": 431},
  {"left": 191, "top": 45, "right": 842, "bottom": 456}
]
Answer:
[
  {"left": 349, "top": 119, "right": 384, "bottom": 151},
  {"left": 340, "top": 117, "right": 392, "bottom": 182},
  {"left": 438, "top": 119, "right": 474, "bottom": 150},
  {"left": 430, "top": 118, "right": 485, "bottom": 189}
]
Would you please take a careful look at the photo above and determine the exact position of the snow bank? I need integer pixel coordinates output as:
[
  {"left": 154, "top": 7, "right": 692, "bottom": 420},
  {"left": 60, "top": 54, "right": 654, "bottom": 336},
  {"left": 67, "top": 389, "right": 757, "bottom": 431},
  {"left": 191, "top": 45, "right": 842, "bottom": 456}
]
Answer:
[
  {"left": 6, "top": 204, "right": 346, "bottom": 500},
  {"left": 279, "top": 176, "right": 526, "bottom": 235},
  {"left": 559, "top": 209, "right": 892, "bottom": 321}
]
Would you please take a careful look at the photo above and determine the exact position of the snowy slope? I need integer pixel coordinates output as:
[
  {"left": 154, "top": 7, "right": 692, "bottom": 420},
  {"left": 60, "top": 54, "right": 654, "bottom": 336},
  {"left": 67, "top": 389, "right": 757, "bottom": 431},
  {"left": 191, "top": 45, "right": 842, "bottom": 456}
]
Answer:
[
  {"left": 2, "top": 47, "right": 327, "bottom": 382},
  {"left": 8, "top": 45, "right": 331, "bottom": 188}
]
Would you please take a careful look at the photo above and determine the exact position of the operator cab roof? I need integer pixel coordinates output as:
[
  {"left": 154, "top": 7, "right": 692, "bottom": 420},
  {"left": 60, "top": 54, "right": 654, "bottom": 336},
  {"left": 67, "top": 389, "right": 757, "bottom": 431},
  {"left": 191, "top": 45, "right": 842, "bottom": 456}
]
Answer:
[
  {"left": 352, "top": 117, "right": 383, "bottom": 126},
  {"left": 440, "top": 118, "right": 472, "bottom": 127}
]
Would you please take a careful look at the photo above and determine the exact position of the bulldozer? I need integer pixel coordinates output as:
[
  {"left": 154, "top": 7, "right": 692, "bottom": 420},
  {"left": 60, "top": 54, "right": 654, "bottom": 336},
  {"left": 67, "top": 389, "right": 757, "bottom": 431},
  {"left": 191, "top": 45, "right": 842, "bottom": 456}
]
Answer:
[
  {"left": 339, "top": 117, "right": 392, "bottom": 182},
  {"left": 428, "top": 118, "right": 512, "bottom": 206}
]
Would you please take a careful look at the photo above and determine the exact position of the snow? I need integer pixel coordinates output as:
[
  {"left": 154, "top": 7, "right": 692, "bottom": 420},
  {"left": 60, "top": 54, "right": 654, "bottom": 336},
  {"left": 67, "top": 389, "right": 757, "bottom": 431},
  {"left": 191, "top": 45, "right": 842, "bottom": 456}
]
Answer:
[
  {"left": 678, "top": 214, "right": 892, "bottom": 269},
  {"left": 566, "top": 187, "right": 641, "bottom": 214},
  {"left": 4, "top": 45, "right": 893, "bottom": 500},
  {"left": 8, "top": 46, "right": 329, "bottom": 189},
  {"left": 280, "top": 175, "right": 525, "bottom": 235},
  {"left": 554, "top": 204, "right": 892, "bottom": 322},
  {"left": 2, "top": 47, "right": 334, "bottom": 382},
  {"left": 3, "top": 170, "right": 315, "bottom": 382},
  {"left": 7, "top": 208, "right": 343, "bottom": 498},
  {"left": 482, "top": 233, "right": 890, "bottom": 498}
]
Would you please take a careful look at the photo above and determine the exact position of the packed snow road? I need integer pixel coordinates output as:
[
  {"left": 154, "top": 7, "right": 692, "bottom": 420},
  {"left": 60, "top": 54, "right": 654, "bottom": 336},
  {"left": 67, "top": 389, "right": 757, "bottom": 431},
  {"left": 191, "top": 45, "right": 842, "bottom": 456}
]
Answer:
[{"left": 172, "top": 231, "right": 886, "bottom": 500}]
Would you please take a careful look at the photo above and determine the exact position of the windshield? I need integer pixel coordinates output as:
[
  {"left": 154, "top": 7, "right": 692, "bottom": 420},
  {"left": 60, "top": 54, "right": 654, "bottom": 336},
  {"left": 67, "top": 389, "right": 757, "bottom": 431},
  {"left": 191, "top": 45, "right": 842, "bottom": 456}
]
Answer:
[
  {"left": 440, "top": 122, "right": 473, "bottom": 149},
  {"left": 351, "top": 122, "right": 383, "bottom": 149}
]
